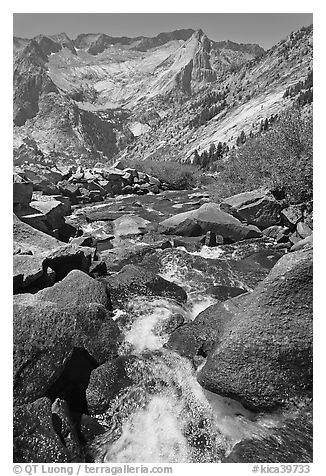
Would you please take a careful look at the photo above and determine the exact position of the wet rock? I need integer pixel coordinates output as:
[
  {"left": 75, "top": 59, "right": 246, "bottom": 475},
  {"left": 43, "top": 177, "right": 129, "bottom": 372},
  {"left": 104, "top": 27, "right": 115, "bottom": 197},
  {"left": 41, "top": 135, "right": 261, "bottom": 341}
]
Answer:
[
  {"left": 80, "top": 414, "right": 106, "bottom": 444},
  {"left": 13, "top": 296, "right": 120, "bottom": 405},
  {"left": 86, "top": 357, "right": 135, "bottom": 415},
  {"left": 221, "top": 189, "right": 282, "bottom": 228},
  {"left": 84, "top": 206, "right": 128, "bottom": 222},
  {"left": 170, "top": 236, "right": 203, "bottom": 252},
  {"left": 101, "top": 243, "right": 162, "bottom": 272},
  {"left": 198, "top": 248, "right": 313, "bottom": 411},
  {"left": 159, "top": 203, "right": 262, "bottom": 242},
  {"left": 206, "top": 285, "right": 247, "bottom": 301},
  {"left": 167, "top": 295, "right": 248, "bottom": 360},
  {"left": 188, "top": 192, "right": 210, "bottom": 199},
  {"left": 35, "top": 270, "right": 111, "bottom": 310},
  {"left": 224, "top": 406, "right": 312, "bottom": 463},
  {"left": 51, "top": 398, "right": 83, "bottom": 461},
  {"left": 13, "top": 397, "right": 76, "bottom": 462},
  {"left": 105, "top": 264, "right": 187, "bottom": 307},
  {"left": 157, "top": 313, "right": 184, "bottom": 335},
  {"left": 29, "top": 199, "right": 66, "bottom": 231},
  {"left": 113, "top": 215, "right": 151, "bottom": 237}
]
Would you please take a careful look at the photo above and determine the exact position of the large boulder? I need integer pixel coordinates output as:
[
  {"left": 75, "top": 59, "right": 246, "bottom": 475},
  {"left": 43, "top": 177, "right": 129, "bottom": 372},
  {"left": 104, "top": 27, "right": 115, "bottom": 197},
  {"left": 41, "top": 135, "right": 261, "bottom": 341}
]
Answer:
[
  {"left": 167, "top": 294, "right": 249, "bottom": 360},
  {"left": 13, "top": 218, "right": 96, "bottom": 291},
  {"left": 197, "top": 248, "right": 312, "bottom": 411},
  {"left": 29, "top": 199, "right": 66, "bottom": 231},
  {"left": 105, "top": 264, "right": 187, "bottom": 307},
  {"left": 158, "top": 203, "right": 262, "bottom": 243},
  {"left": 36, "top": 270, "right": 112, "bottom": 310},
  {"left": 42, "top": 244, "right": 94, "bottom": 280},
  {"left": 13, "top": 296, "right": 120, "bottom": 406},
  {"left": 86, "top": 356, "right": 135, "bottom": 415},
  {"left": 13, "top": 254, "right": 51, "bottom": 292},
  {"left": 220, "top": 188, "right": 282, "bottom": 228},
  {"left": 13, "top": 213, "right": 63, "bottom": 255},
  {"left": 14, "top": 397, "right": 79, "bottom": 463}
]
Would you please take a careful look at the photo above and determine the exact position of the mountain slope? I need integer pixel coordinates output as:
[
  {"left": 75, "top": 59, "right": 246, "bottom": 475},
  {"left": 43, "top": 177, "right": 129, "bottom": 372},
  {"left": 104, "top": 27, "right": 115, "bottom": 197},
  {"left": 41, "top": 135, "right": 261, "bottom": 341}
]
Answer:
[{"left": 13, "top": 25, "right": 312, "bottom": 165}]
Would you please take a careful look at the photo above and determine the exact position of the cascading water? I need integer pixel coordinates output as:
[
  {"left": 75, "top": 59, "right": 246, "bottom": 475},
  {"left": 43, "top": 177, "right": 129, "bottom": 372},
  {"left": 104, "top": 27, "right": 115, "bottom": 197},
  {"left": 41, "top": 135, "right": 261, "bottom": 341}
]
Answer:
[{"left": 89, "top": 241, "right": 286, "bottom": 463}]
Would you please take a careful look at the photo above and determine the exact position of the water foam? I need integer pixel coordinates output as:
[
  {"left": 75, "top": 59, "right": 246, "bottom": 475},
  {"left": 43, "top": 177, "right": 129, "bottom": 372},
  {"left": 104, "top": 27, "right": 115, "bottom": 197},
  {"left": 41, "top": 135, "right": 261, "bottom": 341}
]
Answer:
[{"left": 189, "top": 245, "right": 225, "bottom": 259}]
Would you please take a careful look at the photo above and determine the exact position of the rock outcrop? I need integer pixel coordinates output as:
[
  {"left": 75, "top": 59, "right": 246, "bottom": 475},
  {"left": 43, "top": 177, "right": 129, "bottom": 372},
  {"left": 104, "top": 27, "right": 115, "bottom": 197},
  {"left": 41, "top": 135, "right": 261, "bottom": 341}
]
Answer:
[
  {"left": 105, "top": 264, "right": 187, "bottom": 307},
  {"left": 13, "top": 293, "right": 120, "bottom": 405},
  {"left": 158, "top": 202, "right": 262, "bottom": 243},
  {"left": 197, "top": 247, "right": 313, "bottom": 411},
  {"left": 14, "top": 397, "right": 80, "bottom": 462},
  {"left": 220, "top": 189, "right": 282, "bottom": 229}
]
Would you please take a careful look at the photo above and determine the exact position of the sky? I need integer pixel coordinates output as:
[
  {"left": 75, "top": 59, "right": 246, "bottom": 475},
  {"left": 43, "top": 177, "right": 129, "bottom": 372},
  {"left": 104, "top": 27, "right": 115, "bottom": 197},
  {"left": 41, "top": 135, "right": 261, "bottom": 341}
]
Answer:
[{"left": 13, "top": 13, "right": 313, "bottom": 50}]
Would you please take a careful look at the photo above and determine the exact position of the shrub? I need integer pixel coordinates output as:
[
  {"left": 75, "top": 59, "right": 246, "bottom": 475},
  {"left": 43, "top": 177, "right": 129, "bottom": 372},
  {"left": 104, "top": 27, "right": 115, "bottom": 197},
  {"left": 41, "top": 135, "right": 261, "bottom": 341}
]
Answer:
[
  {"left": 120, "top": 157, "right": 202, "bottom": 190},
  {"left": 212, "top": 107, "right": 312, "bottom": 204}
]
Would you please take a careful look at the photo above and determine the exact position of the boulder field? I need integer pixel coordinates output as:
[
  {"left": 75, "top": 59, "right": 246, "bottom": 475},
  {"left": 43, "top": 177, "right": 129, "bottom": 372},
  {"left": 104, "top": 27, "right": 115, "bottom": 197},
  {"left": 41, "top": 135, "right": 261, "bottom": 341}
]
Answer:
[{"left": 13, "top": 176, "right": 313, "bottom": 463}]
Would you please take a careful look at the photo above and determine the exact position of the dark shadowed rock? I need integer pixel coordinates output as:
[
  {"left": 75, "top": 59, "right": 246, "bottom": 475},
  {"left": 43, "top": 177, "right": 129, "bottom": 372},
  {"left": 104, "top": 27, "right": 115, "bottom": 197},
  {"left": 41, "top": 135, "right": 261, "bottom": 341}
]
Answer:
[
  {"left": 200, "top": 231, "right": 224, "bottom": 246},
  {"left": 13, "top": 181, "right": 33, "bottom": 206},
  {"left": 57, "top": 181, "right": 81, "bottom": 204},
  {"left": 221, "top": 189, "right": 282, "bottom": 228},
  {"left": 28, "top": 199, "right": 66, "bottom": 231},
  {"left": 206, "top": 285, "right": 247, "bottom": 301},
  {"left": 197, "top": 248, "right": 313, "bottom": 411},
  {"left": 13, "top": 296, "right": 120, "bottom": 405},
  {"left": 86, "top": 356, "right": 136, "bottom": 415},
  {"left": 43, "top": 244, "right": 94, "bottom": 280},
  {"left": 105, "top": 264, "right": 187, "bottom": 307},
  {"left": 159, "top": 203, "right": 262, "bottom": 242},
  {"left": 14, "top": 397, "right": 77, "bottom": 463}
]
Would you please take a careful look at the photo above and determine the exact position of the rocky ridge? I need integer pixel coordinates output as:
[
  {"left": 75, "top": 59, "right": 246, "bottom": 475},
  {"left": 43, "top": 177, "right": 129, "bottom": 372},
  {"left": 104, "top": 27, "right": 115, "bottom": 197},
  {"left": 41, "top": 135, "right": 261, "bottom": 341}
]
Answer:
[{"left": 13, "top": 25, "right": 311, "bottom": 163}]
